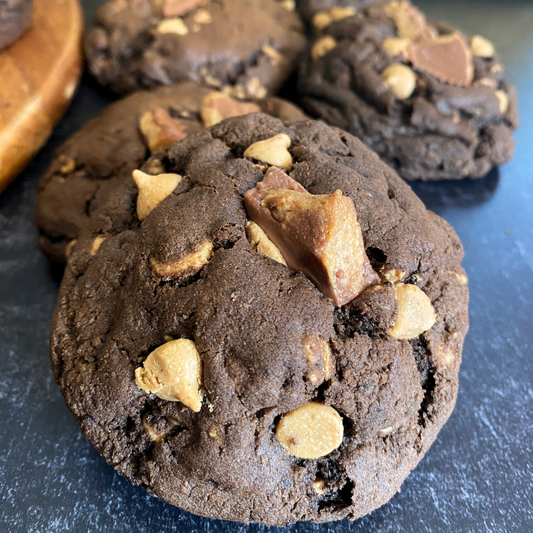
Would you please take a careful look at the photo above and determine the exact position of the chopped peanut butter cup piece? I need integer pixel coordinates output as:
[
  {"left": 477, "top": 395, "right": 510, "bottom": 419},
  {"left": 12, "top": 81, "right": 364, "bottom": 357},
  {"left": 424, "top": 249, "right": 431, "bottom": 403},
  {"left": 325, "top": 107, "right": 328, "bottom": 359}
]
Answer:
[
  {"left": 135, "top": 339, "right": 203, "bottom": 412},
  {"left": 406, "top": 33, "right": 473, "bottom": 87},
  {"left": 200, "top": 92, "right": 261, "bottom": 127},
  {"left": 384, "top": 0, "right": 430, "bottom": 42},
  {"left": 244, "top": 168, "right": 378, "bottom": 306},
  {"left": 139, "top": 108, "right": 188, "bottom": 153}
]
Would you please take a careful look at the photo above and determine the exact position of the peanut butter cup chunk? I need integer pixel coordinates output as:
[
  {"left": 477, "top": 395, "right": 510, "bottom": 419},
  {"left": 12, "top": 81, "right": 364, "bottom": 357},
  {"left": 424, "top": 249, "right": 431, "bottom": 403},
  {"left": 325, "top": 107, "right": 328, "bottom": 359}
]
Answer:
[{"left": 244, "top": 168, "right": 379, "bottom": 306}]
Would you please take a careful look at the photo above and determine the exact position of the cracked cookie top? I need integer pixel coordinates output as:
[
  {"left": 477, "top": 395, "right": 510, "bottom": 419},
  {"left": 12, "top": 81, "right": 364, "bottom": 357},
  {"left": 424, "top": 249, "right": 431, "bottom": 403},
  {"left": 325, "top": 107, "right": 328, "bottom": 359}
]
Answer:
[
  {"left": 297, "top": 0, "right": 518, "bottom": 180},
  {"left": 85, "top": 0, "right": 306, "bottom": 96},
  {"left": 51, "top": 113, "right": 469, "bottom": 525},
  {"left": 35, "top": 82, "right": 306, "bottom": 264}
]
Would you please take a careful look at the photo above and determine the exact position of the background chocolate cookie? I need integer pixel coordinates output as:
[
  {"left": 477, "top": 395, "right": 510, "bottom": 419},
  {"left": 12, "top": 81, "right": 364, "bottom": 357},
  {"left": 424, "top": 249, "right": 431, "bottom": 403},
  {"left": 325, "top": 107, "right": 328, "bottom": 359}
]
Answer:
[
  {"left": 51, "top": 113, "right": 468, "bottom": 525},
  {"left": 296, "top": 0, "right": 385, "bottom": 26},
  {"left": 85, "top": 0, "right": 306, "bottom": 96},
  {"left": 35, "top": 82, "right": 306, "bottom": 263},
  {"left": 0, "top": 0, "right": 32, "bottom": 51},
  {"left": 298, "top": 1, "right": 518, "bottom": 180}
]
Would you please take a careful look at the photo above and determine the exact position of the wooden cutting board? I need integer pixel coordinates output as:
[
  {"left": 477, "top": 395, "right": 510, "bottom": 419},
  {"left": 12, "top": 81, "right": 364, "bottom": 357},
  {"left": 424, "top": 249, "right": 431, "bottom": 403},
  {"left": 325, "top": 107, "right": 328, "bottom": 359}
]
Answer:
[{"left": 0, "top": 0, "right": 83, "bottom": 193}]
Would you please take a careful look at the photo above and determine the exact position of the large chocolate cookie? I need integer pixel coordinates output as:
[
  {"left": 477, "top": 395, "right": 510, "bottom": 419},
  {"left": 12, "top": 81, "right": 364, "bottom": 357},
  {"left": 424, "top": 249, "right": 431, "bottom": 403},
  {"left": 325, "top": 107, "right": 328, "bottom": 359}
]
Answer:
[
  {"left": 35, "top": 82, "right": 306, "bottom": 263},
  {"left": 85, "top": 0, "right": 306, "bottom": 96},
  {"left": 51, "top": 113, "right": 469, "bottom": 525},
  {"left": 0, "top": 0, "right": 32, "bottom": 51},
  {"left": 298, "top": 0, "right": 518, "bottom": 180}
]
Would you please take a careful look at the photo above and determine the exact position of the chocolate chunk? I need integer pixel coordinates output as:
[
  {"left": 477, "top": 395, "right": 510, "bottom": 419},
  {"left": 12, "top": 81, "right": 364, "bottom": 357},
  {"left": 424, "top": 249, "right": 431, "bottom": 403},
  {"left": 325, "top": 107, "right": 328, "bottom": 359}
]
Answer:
[{"left": 244, "top": 168, "right": 379, "bottom": 306}]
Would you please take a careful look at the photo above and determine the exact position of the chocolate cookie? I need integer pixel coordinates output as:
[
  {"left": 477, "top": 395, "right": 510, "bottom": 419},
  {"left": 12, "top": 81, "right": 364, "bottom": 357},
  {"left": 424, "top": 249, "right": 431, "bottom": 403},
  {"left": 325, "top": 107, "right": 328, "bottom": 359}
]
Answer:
[
  {"left": 51, "top": 113, "right": 469, "bottom": 525},
  {"left": 297, "top": 0, "right": 385, "bottom": 26},
  {"left": 298, "top": 0, "right": 518, "bottom": 180},
  {"left": 0, "top": 0, "right": 32, "bottom": 51},
  {"left": 85, "top": 0, "right": 306, "bottom": 97},
  {"left": 35, "top": 82, "right": 306, "bottom": 263}
]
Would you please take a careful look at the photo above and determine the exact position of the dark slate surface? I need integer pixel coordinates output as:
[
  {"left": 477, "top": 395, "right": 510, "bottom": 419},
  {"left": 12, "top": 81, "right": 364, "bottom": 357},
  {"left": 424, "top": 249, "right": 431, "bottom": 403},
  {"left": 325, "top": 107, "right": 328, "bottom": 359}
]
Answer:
[{"left": 1, "top": 0, "right": 532, "bottom": 531}]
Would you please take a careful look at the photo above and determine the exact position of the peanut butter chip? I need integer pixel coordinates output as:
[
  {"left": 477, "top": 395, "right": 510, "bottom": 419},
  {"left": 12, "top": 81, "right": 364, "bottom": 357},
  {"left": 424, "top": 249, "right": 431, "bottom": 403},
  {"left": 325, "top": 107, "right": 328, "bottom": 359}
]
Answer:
[
  {"left": 244, "top": 168, "right": 379, "bottom": 307},
  {"left": 303, "top": 335, "right": 332, "bottom": 386},
  {"left": 406, "top": 33, "right": 474, "bottom": 87},
  {"left": 382, "top": 64, "right": 417, "bottom": 99},
  {"left": 157, "top": 18, "right": 189, "bottom": 35},
  {"left": 162, "top": 0, "right": 209, "bottom": 18},
  {"left": 382, "top": 37, "right": 410, "bottom": 56},
  {"left": 312, "top": 7, "right": 355, "bottom": 31},
  {"left": 380, "top": 268, "right": 407, "bottom": 284},
  {"left": 90, "top": 236, "right": 106, "bottom": 256},
  {"left": 280, "top": 0, "right": 295, "bottom": 11},
  {"left": 470, "top": 35, "right": 495, "bottom": 58},
  {"left": 200, "top": 92, "right": 260, "bottom": 127},
  {"left": 388, "top": 283, "right": 436, "bottom": 339},
  {"left": 139, "top": 108, "right": 188, "bottom": 153},
  {"left": 246, "top": 221, "right": 287, "bottom": 265},
  {"left": 275, "top": 402, "right": 344, "bottom": 459},
  {"left": 150, "top": 239, "right": 213, "bottom": 280},
  {"left": 243, "top": 134, "right": 293, "bottom": 170},
  {"left": 65, "top": 239, "right": 76, "bottom": 258},
  {"left": 132, "top": 170, "right": 182, "bottom": 221},
  {"left": 135, "top": 339, "right": 203, "bottom": 412},
  {"left": 311, "top": 36, "right": 337, "bottom": 61},
  {"left": 495, "top": 90, "right": 509, "bottom": 114}
]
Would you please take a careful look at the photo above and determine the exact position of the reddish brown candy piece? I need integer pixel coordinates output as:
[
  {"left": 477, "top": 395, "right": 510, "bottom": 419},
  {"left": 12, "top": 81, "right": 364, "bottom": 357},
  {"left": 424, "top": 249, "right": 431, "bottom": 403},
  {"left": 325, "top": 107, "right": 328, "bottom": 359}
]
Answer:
[
  {"left": 244, "top": 168, "right": 378, "bottom": 306},
  {"left": 407, "top": 33, "right": 473, "bottom": 87},
  {"left": 200, "top": 92, "right": 261, "bottom": 127},
  {"left": 139, "top": 108, "right": 188, "bottom": 153},
  {"left": 385, "top": 0, "right": 428, "bottom": 42}
]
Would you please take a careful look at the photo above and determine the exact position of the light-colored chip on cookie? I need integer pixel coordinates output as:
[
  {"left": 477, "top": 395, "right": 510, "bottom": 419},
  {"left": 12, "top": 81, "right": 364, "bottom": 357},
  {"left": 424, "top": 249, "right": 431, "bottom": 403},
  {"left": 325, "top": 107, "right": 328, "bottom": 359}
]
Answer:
[
  {"left": 246, "top": 77, "right": 268, "bottom": 99},
  {"left": 388, "top": 283, "right": 436, "bottom": 339},
  {"left": 380, "top": 268, "right": 407, "bottom": 284},
  {"left": 470, "top": 35, "right": 495, "bottom": 58},
  {"left": 275, "top": 402, "right": 344, "bottom": 459},
  {"left": 90, "top": 236, "right": 106, "bottom": 256},
  {"left": 311, "top": 36, "right": 337, "bottom": 60},
  {"left": 261, "top": 45, "right": 282, "bottom": 65},
  {"left": 303, "top": 334, "right": 333, "bottom": 386},
  {"left": 382, "top": 64, "right": 417, "bottom": 100},
  {"left": 135, "top": 338, "right": 203, "bottom": 412},
  {"left": 157, "top": 17, "right": 189, "bottom": 35},
  {"left": 150, "top": 239, "right": 214, "bottom": 280},
  {"left": 192, "top": 9, "right": 212, "bottom": 24},
  {"left": 243, "top": 133, "right": 293, "bottom": 169},
  {"left": 382, "top": 37, "right": 410, "bottom": 56},
  {"left": 200, "top": 92, "right": 261, "bottom": 127},
  {"left": 246, "top": 221, "right": 287, "bottom": 265},
  {"left": 495, "top": 90, "right": 509, "bottom": 114},
  {"left": 132, "top": 169, "right": 182, "bottom": 221}
]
